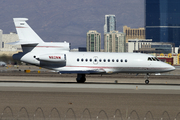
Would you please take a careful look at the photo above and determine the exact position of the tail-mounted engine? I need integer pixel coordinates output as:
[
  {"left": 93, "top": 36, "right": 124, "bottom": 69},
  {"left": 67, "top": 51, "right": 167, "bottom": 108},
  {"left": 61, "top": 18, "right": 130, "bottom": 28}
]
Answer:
[{"left": 36, "top": 53, "right": 66, "bottom": 62}]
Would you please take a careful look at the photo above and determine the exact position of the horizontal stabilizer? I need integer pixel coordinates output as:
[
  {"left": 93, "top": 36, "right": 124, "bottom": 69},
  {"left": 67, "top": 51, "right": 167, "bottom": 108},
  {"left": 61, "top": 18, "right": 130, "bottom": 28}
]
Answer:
[{"left": 7, "top": 40, "right": 39, "bottom": 45}]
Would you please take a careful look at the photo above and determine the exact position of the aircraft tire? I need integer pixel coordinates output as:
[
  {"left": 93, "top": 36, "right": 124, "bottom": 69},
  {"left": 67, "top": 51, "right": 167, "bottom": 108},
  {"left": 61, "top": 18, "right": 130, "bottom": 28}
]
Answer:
[
  {"left": 76, "top": 74, "right": 86, "bottom": 83},
  {"left": 76, "top": 78, "right": 86, "bottom": 83},
  {"left": 145, "top": 80, "right": 149, "bottom": 84}
]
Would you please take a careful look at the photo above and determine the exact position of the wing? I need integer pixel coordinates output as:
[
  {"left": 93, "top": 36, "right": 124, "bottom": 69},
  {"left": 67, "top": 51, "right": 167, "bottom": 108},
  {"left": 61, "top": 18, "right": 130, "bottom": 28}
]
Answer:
[{"left": 58, "top": 67, "right": 106, "bottom": 74}]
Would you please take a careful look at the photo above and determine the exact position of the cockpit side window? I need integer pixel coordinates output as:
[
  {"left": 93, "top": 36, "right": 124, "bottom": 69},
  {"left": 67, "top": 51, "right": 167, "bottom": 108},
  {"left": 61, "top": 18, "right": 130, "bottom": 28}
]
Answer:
[
  {"left": 154, "top": 57, "right": 160, "bottom": 61},
  {"left": 152, "top": 57, "right": 156, "bottom": 61},
  {"left": 148, "top": 57, "right": 152, "bottom": 61}
]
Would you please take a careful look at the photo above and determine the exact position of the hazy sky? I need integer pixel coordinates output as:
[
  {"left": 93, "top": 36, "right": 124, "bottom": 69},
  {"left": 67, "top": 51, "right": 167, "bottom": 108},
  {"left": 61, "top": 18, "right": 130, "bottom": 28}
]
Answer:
[{"left": 0, "top": 0, "right": 144, "bottom": 48}]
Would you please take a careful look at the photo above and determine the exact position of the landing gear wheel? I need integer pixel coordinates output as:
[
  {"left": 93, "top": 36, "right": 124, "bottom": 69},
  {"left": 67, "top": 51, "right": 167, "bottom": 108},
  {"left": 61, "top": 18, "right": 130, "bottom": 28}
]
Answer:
[
  {"left": 145, "top": 80, "right": 149, "bottom": 84},
  {"left": 76, "top": 74, "right": 86, "bottom": 83}
]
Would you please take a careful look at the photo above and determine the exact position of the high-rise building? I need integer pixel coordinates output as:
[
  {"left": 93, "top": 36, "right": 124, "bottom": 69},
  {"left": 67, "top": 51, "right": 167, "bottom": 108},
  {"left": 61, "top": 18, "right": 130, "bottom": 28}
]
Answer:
[
  {"left": 128, "top": 39, "right": 152, "bottom": 53},
  {"left": 145, "top": 0, "right": 180, "bottom": 47},
  {"left": 86, "top": 30, "right": 101, "bottom": 52},
  {"left": 104, "top": 15, "right": 116, "bottom": 33},
  {"left": 127, "top": 39, "right": 174, "bottom": 54},
  {"left": 0, "top": 30, "right": 2, "bottom": 49},
  {"left": 0, "top": 30, "right": 21, "bottom": 56},
  {"left": 123, "top": 26, "right": 145, "bottom": 43},
  {"left": 104, "top": 31, "right": 126, "bottom": 52}
]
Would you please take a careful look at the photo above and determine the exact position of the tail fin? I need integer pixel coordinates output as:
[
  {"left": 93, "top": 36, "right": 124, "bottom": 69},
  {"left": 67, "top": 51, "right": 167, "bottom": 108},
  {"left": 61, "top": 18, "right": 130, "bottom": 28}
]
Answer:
[{"left": 13, "top": 18, "right": 44, "bottom": 45}]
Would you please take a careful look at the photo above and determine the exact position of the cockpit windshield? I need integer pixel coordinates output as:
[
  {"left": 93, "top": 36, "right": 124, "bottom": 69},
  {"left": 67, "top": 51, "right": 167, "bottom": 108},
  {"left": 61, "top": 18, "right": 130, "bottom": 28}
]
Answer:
[{"left": 152, "top": 57, "right": 156, "bottom": 61}]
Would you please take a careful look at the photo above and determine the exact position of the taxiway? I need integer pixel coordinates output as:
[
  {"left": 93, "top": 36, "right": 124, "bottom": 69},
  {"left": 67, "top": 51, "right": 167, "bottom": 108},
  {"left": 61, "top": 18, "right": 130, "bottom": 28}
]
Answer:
[{"left": 0, "top": 67, "right": 179, "bottom": 120}]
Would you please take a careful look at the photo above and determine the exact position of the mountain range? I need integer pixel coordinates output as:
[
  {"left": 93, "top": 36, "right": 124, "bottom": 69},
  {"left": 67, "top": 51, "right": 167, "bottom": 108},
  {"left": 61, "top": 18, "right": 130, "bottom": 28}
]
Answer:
[{"left": 0, "top": 0, "right": 144, "bottom": 48}]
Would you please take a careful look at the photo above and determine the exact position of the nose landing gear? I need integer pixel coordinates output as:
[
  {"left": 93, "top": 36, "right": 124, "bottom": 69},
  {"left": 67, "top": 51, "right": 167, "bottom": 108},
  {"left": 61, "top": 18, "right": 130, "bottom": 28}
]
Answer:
[
  {"left": 145, "top": 79, "right": 149, "bottom": 84},
  {"left": 145, "top": 73, "right": 150, "bottom": 84}
]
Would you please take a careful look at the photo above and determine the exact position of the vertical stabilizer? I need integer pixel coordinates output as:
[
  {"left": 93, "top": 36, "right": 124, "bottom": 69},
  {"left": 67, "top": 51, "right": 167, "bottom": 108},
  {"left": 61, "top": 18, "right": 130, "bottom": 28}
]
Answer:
[{"left": 13, "top": 18, "right": 44, "bottom": 45}]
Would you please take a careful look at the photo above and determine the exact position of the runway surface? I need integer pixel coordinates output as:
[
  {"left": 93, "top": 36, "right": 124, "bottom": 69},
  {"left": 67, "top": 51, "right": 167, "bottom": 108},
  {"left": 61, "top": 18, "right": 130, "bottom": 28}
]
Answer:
[
  {"left": 0, "top": 68, "right": 180, "bottom": 120},
  {"left": 0, "top": 82, "right": 180, "bottom": 95}
]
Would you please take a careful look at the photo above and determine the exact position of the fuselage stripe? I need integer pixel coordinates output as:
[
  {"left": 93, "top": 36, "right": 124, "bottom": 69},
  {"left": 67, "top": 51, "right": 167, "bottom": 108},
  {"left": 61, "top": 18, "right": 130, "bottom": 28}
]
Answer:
[
  {"left": 64, "top": 66, "right": 171, "bottom": 70},
  {"left": 16, "top": 26, "right": 27, "bottom": 28}
]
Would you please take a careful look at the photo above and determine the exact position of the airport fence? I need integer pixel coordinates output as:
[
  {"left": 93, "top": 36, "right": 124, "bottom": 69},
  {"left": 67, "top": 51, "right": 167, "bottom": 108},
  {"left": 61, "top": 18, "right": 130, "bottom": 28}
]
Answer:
[{"left": 0, "top": 106, "right": 180, "bottom": 120}]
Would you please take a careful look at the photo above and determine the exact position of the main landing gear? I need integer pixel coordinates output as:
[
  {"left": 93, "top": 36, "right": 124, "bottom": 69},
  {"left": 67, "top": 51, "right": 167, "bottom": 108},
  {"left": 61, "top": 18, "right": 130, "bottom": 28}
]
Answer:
[
  {"left": 145, "top": 73, "right": 150, "bottom": 84},
  {"left": 76, "top": 73, "right": 150, "bottom": 84},
  {"left": 76, "top": 74, "right": 86, "bottom": 83}
]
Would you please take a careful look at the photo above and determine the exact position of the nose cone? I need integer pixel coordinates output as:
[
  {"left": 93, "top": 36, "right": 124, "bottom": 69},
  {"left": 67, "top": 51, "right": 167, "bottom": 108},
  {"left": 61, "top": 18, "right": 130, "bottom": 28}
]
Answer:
[
  {"left": 169, "top": 65, "right": 175, "bottom": 71},
  {"left": 164, "top": 63, "right": 175, "bottom": 72}
]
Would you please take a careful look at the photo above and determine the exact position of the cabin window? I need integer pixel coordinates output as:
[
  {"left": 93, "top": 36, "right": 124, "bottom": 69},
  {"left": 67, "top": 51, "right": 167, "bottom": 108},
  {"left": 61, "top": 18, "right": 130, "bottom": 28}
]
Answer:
[
  {"left": 99, "top": 59, "right": 102, "bottom": 62},
  {"left": 90, "top": 59, "right": 92, "bottom": 62},
  {"left": 108, "top": 59, "right": 110, "bottom": 62},
  {"left": 121, "top": 59, "right": 123, "bottom": 62},
  {"left": 85, "top": 59, "right": 88, "bottom": 62},
  {"left": 112, "top": 59, "right": 114, "bottom": 62},
  {"left": 116, "top": 59, "right": 119, "bottom": 62},
  {"left": 81, "top": 59, "right": 84, "bottom": 62},
  {"left": 94, "top": 59, "right": 97, "bottom": 62},
  {"left": 77, "top": 58, "right": 79, "bottom": 62},
  {"left": 104, "top": 59, "right": 106, "bottom": 62},
  {"left": 125, "top": 59, "right": 127, "bottom": 62}
]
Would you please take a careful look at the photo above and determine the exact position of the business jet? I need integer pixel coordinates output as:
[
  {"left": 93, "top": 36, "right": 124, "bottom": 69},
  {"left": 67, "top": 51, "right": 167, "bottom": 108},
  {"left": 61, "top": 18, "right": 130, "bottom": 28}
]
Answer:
[{"left": 11, "top": 18, "right": 175, "bottom": 84}]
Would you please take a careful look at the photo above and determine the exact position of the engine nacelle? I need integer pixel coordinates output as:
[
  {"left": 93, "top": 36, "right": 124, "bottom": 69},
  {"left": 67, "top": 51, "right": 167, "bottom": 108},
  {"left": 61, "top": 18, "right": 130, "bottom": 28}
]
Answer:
[{"left": 36, "top": 53, "right": 66, "bottom": 62}]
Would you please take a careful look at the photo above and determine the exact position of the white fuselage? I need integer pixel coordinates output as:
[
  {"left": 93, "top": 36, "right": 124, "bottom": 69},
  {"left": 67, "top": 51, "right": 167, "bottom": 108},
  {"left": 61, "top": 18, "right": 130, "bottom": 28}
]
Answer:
[
  {"left": 15, "top": 50, "right": 175, "bottom": 74},
  {"left": 61, "top": 52, "right": 174, "bottom": 73}
]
